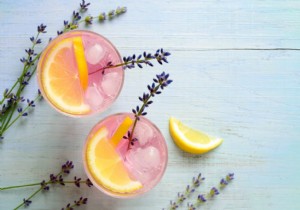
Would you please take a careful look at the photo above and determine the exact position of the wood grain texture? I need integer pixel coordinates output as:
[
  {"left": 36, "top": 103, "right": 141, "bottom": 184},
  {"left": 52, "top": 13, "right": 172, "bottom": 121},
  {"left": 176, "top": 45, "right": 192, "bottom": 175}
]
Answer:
[{"left": 0, "top": 0, "right": 299, "bottom": 209}]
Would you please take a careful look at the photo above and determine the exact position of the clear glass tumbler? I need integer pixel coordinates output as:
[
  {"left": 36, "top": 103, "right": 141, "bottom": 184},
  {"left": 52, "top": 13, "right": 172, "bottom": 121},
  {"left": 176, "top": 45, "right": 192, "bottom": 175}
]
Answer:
[
  {"left": 83, "top": 113, "right": 168, "bottom": 198},
  {"left": 37, "top": 30, "right": 124, "bottom": 117}
]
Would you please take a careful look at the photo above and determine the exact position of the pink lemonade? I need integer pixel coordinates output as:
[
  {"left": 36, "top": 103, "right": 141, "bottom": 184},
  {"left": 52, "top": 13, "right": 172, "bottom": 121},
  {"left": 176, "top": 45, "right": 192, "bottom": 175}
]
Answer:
[
  {"left": 83, "top": 113, "right": 168, "bottom": 198},
  {"left": 37, "top": 30, "right": 124, "bottom": 117}
]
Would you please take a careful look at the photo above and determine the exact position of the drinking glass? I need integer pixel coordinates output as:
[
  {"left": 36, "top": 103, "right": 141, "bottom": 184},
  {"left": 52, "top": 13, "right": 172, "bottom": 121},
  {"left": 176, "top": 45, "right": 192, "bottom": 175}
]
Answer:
[
  {"left": 37, "top": 30, "right": 124, "bottom": 117},
  {"left": 83, "top": 113, "right": 168, "bottom": 198}
]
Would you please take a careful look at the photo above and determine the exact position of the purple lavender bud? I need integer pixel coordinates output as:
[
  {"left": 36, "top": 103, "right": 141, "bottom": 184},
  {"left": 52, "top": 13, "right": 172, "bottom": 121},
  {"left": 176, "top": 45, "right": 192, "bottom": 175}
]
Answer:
[
  {"left": 36, "top": 38, "right": 42, "bottom": 44},
  {"left": 226, "top": 173, "right": 234, "bottom": 181},
  {"left": 23, "top": 199, "right": 32, "bottom": 207},
  {"left": 197, "top": 194, "right": 207, "bottom": 202},
  {"left": 74, "top": 176, "right": 81, "bottom": 187},
  {"left": 220, "top": 178, "right": 228, "bottom": 186},
  {"left": 187, "top": 203, "right": 196, "bottom": 210},
  {"left": 62, "top": 161, "right": 74, "bottom": 174},
  {"left": 210, "top": 187, "right": 220, "bottom": 197},
  {"left": 37, "top": 24, "right": 47, "bottom": 33},
  {"left": 86, "top": 178, "right": 93, "bottom": 187}
]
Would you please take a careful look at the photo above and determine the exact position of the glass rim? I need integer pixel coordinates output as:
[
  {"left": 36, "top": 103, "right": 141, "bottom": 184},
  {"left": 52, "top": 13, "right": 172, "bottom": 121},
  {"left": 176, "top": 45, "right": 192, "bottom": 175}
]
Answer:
[
  {"left": 36, "top": 29, "right": 124, "bottom": 118},
  {"left": 82, "top": 112, "right": 169, "bottom": 199}
]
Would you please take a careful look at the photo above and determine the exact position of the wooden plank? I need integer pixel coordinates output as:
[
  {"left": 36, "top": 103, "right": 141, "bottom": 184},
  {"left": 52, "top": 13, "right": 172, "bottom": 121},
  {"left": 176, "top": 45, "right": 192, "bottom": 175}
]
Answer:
[
  {"left": 1, "top": 50, "right": 299, "bottom": 209},
  {"left": 1, "top": 0, "right": 300, "bottom": 50},
  {"left": 0, "top": 0, "right": 300, "bottom": 209}
]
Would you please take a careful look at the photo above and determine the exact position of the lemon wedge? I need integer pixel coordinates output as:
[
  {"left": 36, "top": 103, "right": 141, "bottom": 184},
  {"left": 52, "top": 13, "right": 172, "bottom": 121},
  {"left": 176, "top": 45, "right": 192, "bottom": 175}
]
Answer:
[
  {"left": 110, "top": 116, "right": 133, "bottom": 148},
  {"left": 73, "top": 37, "right": 88, "bottom": 91},
  {"left": 169, "top": 117, "right": 223, "bottom": 154}
]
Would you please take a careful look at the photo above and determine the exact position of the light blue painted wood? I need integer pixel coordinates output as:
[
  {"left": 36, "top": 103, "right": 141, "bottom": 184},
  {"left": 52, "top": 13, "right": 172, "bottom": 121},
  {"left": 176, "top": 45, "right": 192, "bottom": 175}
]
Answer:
[{"left": 0, "top": 0, "right": 300, "bottom": 209}]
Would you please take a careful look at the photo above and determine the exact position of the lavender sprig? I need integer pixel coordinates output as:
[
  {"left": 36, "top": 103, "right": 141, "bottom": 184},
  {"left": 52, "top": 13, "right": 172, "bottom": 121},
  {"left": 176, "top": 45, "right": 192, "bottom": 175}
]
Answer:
[
  {"left": 92, "top": 49, "right": 171, "bottom": 75},
  {"left": 126, "top": 72, "right": 172, "bottom": 149},
  {"left": 0, "top": 25, "right": 44, "bottom": 141},
  {"left": 163, "top": 173, "right": 205, "bottom": 210},
  {"left": 0, "top": 0, "right": 127, "bottom": 141},
  {"left": 0, "top": 90, "right": 42, "bottom": 139},
  {"left": 61, "top": 197, "right": 88, "bottom": 210},
  {"left": 5, "top": 161, "right": 93, "bottom": 210},
  {"left": 187, "top": 173, "right": 234, "bottom": 209},
  {"left": 98, "top": 6, "right": 127, "bottom": 21},
  {"left": 60, "top": 5, "right": 127, "bottom": 34}
]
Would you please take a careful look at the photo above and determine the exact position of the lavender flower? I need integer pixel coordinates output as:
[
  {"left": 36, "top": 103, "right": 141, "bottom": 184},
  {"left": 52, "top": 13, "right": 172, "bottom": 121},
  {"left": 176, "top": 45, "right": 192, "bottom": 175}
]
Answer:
[
  {"left": 23, "top": 199, "right": 32, "bottom": 207},
  {"left": 62, "top": 160, "right": 74, "bottom": 174},
  {"left": 85, "top": 178, "right": 93, "bottom": 187},
  {"left": 226, "top": 173, "right": 234, "bottom": 181},
  {"left": 210, "top": 187, "right": 220, "bottom": 197},
  {"left": 197, "top": 194, "right": 207, "bottom": 202},
  {"left": 61, "top": 197, "right": 88, "bottom": 210},
  {"left": 192, "top": 173, "right": 205, "bottom": 188},
  {"left": 40, "top": 180, "right": 49, "bottom": 191},
  {"left": 79, "top": 0, "right": 90, "bottom": 12},
  {"left": 177, "top": 192, "right": 186, "bottom": 203},
  {"left": 74, "top": 197, "right": 88, "bottom": 205},
  {"left": 84, "top": 15, "right": 93, "bottom": 25},
  {"left": 37, "top": 24, "right": 47, "bottom": 33},
  {"left": 170, "top": 200, "right": 178, "bottom": 209},
  {"left": 74, "top": 176, "right": 82, "bottom": 187},
  {"left": 187, "top": 203, "right": 196, "bottom": 210},
  {"left": 98, "top": 12, "right": 106, "bottom": 21},
  {"left": 220, "top": 178, "right": 228, "bottom": 187}
]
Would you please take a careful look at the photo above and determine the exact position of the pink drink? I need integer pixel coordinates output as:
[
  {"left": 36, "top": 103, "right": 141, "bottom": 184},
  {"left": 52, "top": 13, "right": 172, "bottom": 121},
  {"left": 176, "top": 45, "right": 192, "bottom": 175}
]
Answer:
[
  {"left": 83, "top": 113, "right": 168, "bottom": 198},
  {"left": 37, "top": 30, "right": 124, "bottom": 116}
]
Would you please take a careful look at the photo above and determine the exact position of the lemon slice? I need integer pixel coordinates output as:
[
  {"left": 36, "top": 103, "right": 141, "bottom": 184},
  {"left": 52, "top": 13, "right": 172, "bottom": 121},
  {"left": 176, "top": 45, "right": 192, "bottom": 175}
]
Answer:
[
  {"left": 86, "top": 127, "right": 142, "bottom": 193},
  {"left": 41, "top": 38, "right": 90, "bottom": 114},
  {"left": 110, "top": 116, "right": 133, "bottom": 147},
  {"left": 169, "top": 117, "right": 223, "bottom": 154},
  {"left": 73, "top": 37, "right": 89, "bottom": 91}
]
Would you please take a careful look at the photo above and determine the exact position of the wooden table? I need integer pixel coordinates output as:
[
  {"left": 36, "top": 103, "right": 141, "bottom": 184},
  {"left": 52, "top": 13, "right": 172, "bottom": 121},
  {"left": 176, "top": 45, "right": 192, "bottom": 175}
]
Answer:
[{"left": 1, "top": 1, "right": 299, "bottom": 209}]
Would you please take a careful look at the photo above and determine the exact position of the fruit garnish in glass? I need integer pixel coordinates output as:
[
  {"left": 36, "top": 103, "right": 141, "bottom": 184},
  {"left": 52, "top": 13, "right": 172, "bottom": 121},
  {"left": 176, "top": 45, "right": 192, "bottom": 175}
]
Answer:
[
  {"left": 37, "top": 30, "right": 124, "bottom": 116},
  {"left": 83, "top": 113, "right": 168, "bottom": 198}
]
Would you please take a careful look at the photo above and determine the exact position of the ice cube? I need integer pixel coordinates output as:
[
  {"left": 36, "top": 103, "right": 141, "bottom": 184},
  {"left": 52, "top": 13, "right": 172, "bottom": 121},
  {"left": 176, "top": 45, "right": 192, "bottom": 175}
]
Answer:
[
  {"left": 125, "top": 146, "right": 161, "bottom": 183},
  {"left": 133, "top": 121, "right": 154, "bottom": 146},
  {"left": 85, "top": 44, "right": 104, "bottom": 65},
  {"left": 85, "top": 84, "right": 104, "bottom": 109},
  {"left": 101, "top": 72, "right": 121, "bottom": 97},
  {"left": 142, "top": 146, "right": 161, "bottom": 169}
]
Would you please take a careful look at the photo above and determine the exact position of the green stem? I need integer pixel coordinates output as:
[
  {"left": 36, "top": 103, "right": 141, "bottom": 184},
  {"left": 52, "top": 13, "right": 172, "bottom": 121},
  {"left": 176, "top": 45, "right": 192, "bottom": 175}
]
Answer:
[
  {"left": 0, "top": 183, "right": 41, "bottom": 191},
  {"left": 13, "top": 171, "right": 63, "bottom": 210},
  {"left": 14, "top": 188, "right": 43, "bottom": 210},
  {"left": 0, "top": 54, "right": 40, "bottom": 138},
  {"left": 0, "top": 37, "right": 40, "bottom": 106},
  {"left": 0, "top": 36, "right": 41, "bottom": 138},
  {"left": 1, "top": 103, "right": 17, "bottom": 135},
  {"left": 89, "top": 57, "right": 153, "bottom": 76},
  {"left": 0, "top": 180, "right": 86, "bottom": 191},
  {"left": 1, "top": 94, "right": 41, "bottom": 134}
]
